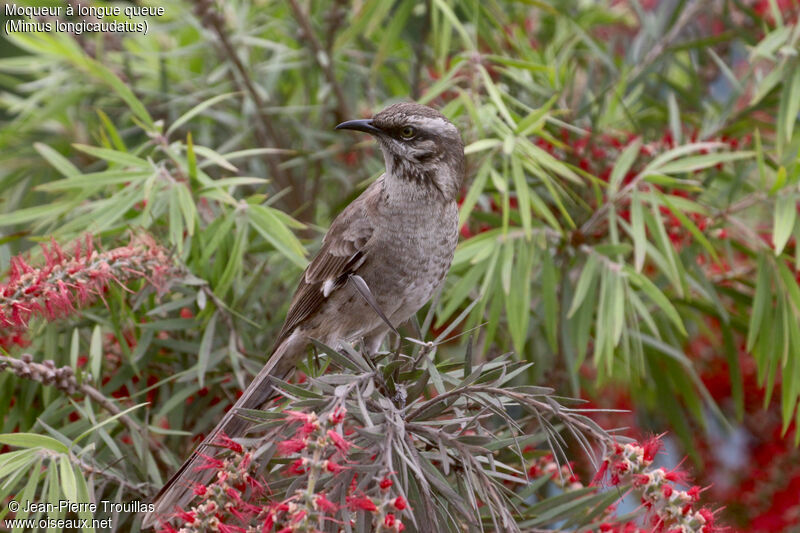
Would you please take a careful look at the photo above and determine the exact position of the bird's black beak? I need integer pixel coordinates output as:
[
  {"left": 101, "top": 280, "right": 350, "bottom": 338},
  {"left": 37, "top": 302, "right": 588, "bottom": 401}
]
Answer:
[{"left": 335, "top": 119, "right": 382, "bottom": 135}]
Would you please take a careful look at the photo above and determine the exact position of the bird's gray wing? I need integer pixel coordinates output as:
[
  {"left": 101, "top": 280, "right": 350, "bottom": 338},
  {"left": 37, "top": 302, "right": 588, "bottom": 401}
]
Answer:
[{"left": 271, "top": 177, "right": 381, "bottom": 349}]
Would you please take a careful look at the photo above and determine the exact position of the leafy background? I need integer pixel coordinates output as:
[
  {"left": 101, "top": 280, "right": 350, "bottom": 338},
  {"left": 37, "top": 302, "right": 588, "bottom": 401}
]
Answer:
[{"left": 0, "top": 0, "right": 799, "bottom": 531}]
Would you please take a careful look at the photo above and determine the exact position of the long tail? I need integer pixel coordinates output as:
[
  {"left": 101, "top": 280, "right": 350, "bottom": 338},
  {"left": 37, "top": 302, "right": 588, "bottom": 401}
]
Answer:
[{"left": 143, "top": 337, "right": 299, "bottom": 528}]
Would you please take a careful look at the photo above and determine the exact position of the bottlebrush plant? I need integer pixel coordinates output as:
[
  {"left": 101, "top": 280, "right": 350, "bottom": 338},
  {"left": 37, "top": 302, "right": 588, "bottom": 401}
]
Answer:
[
  {"left": 0, "top": 0, "right": 798, "bottom": 531},
  {"left": 152, "top": 339, "right": 718, "bottom": 532}
]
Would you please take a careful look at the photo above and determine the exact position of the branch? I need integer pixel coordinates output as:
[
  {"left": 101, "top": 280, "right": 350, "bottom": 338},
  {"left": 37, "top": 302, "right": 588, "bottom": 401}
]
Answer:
[
  {"left": 629, "top": 0, "right": 706, "bottom": 82},
  {"left": 287, "top": 0, "right": 350, "bottom": 124},
  {"left": 0, "top": 354, "right": 165, "bottom": 455},
  {"left": 192, "top": 1, "right": 305, "bottom": 215}
]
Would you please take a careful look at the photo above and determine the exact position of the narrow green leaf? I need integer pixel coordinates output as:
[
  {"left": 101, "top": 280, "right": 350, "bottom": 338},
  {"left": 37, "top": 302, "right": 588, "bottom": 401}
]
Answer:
[
  {"left": 197, "top": 311, "right": 218, "bottom": 387},
  {"left": 625, "top": 267, "right": 687, "bottom": 336},
  {"left": 747, "top": 254, "right": 771, "bottom": 352},
  {"left": 773, "top": 193, "right": 797, "bottom": 255},
  {"left": 608, "top": 138, "right": 641, "bottom": 194},
  {"left": 72, "top": 144, "right": 149, "bottom": 168},
  {"left": 167, "top": 92, "right": 238, "bottom": 136},
  {"left": 247, "top": 205, "right": 307, "bottom": 268},
  {"left": 58, "top": 455, "right": 77, "bottom": 502},
  {"left": 0, "top": 433, "right": 69, "bottom": 454},
  {"left": 186, "top": 132, "right": 197, "bottom": 182},
  {"left": 631, "top": 192, "right": 647, "bottom": 272},
  {"left": 34, "top": 143, "right": 79, "bottom": 177},
  {"left": 89, "top": 325, "right": 102, "bottom": 382},
  {"left": 568, "top": 254, "right": 598, "bottom": 317},
  {"left": 541, "top": 252, "right": 558, "bottom": 350}
]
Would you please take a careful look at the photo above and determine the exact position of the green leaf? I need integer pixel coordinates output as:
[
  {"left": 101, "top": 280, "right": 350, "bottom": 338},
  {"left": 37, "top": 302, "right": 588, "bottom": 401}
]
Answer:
[
  {"left": 58, "top": 455, "right": 77, "bottom": 502},
  {"left": 568, "top": 254, "right": 598, "bottom": 317},
  {"left": 35, "top": 170, "right": 152, "bottom": 192},
  {"left": 0, "top": 433, "right": 69, "bottom": 454},
  {"left": 608, "top": 138, "right": 641, "bottom": 194},
  {"left": 541, "top": 252, "right": 558, "bottom": 351},
  {"left": 773, "top": 193, "right": 797, "bottom": 255},
  {"left": 659, "top": 192, "right": 719, "bottom": 262},
  {"left": 747, "top": 254, "right": 771, "bottom": 352},
  {"left": 192, "top": 145, "right": 238, "bottom": 172},
  {"left": 631, "top": 191, "right": 647, "bottom": 272},
  {"left": 34, "top": 143, "right": 79, "bottom": 177},
  {"left": 511, "top": 157, "right": 532, "bottom": 238},
  {"left": 625, "top": 267, "right": 687, "bottom": 336},
  {"left": 89, "top": 325, "right": 102, "bottom": 383},
  {"left": 197, "top": 311, "right": 218, "bottom": 387},
  {"left": 72, "top": 144, "right": 150, "bottom": 168},
  {"left": 783, "top": 63, "right": 800, "bottom": 141},
  {"left": 655, "top": 151, "right": 754, "bottom": 175},
  {"left": 247, "top": 205, "right": 307, "bottom": 268},
  {"left": 186, "top": 132, "right": 198, "bottom": 182},
  {"left": 72, "top": 403, "right": 149, "bottom": 446},
  {"left": 167, "top": 92, "right": 238, "bottom": 136}
]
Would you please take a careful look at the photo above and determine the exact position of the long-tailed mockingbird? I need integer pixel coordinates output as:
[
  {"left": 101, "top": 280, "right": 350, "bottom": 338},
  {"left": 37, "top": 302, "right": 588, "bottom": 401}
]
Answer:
[{"left": 146, "top": 102, "right": 465, "bottom": 527}]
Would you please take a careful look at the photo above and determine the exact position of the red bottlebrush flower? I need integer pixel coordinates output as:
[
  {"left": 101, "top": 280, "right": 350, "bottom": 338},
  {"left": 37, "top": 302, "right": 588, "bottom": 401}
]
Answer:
[
  {"left": 663, "top": 467, "right": 688, "bottom": 485},
  {"left": 262, "top": 512, "right": 275, "bottom": 532},
  {"left": 217, "top": 523, "right": 247, "bottom": 533},
  {"left": 216, "top": 433, "right": 244, "bottom": 454},
  {"left": 325, "top": 460, "right": 344, "bottom": 473},
  {"left": 175, "top": 509, "right": 196, "bottom": 524},
  {"left": 327, "top": 429, "right": 352, "bottom": 454},
  {"left": 385, "top": 513, "right": 396, "bottom": 526},
  {"left": 393, "top": 496, "right": 407, "bottom": 511},
  {"left": 315, "top": 493, "right": 338, "bottom": 513},
  {"left": 379, "top": 476, "right": 394, "bottom": 490},
  {"left": 328, "top": 407, "right": 346, "bottom": 425},
  {"left": 285, "top": 410, "right": 313, "bottom": 424},
  {"left": 0, "top": 234, "right": 176, "bottom": 334},
  {"left": 348, "top": 494, "right": 377, "bottom": 512},
  {"left": 193, "top": 483, "right": 207, "bottom": 496},
  {"left": 592, "top": 459, "right": 610, "bottom": 485},
  {"left": 698, "top": 508, "right": 715, "bottom": 530},
  {"left": 287, "top": 458, "right": 306, "bottom": 475},
  {"left": 641, "top": 437, "right": 661, "bottom": 463},
  {"left": 194, "top": 453, "right": 225, "bottom": 472},
  {"left": 277, "top": 437, "right": 307, "bottom": 456},
  {"left": 662, "top": 484, "right": 673, "bottom": 498}
]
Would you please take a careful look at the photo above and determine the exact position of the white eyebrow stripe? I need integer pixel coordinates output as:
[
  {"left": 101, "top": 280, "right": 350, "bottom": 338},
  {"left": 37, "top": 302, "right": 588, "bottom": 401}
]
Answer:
[{"left": 416, "top": 116, "right": 458, "bottom": 136}]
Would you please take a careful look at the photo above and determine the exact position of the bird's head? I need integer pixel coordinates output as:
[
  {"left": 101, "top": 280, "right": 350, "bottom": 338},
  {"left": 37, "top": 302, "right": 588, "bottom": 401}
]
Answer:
[{"left": 336, "top": 103, "right": 464, "bottom": 201}]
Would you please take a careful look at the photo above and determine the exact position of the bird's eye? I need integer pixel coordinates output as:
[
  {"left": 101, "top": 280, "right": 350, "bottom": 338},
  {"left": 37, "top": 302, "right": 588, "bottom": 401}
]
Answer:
[{"left": 400, "top": 126, "right": 416, "bottom": 139}]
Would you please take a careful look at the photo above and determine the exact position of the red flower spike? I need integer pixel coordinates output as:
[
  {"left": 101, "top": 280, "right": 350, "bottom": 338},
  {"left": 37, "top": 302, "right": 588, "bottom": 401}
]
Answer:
[
  {"left": 329, "top": 407, "right": 346, "bottom": 425},
  {"left": 379, "top": 476, "right": 394, "bottom": 490},
  {"left": 216, "top": 433, "right": 244, "bottom": 454},
  {"left": 287, "top": 458, "right": 306, "bottom": 476},
  {"left": 327, "top": 429, "right": 352, "bottom": 454},
  {"left": 347, "top": 494, "right": 377, "bottom": 512},
  {"left": 325, "top": 460, "right": 344, "bottom": 473},
  {"left": 315, "top": 493, "right": 338, "bottom": 513},
  {"left": 641, "top": 437, "right": 661, "bottom": 463},
  {"left": 277, "top": 438, "right": 307, "bottom": 456},
  {"left": 285, "top": 410, "right": 314, "bottom": 424},
  {"left": 393, "top": 496, "right": 407, "bottom": 511}
]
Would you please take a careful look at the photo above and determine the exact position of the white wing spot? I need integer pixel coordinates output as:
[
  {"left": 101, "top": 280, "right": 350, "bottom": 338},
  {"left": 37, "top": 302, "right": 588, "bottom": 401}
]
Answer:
[{"left": 322, "top": 279, "right": 335, "bottom": 297}]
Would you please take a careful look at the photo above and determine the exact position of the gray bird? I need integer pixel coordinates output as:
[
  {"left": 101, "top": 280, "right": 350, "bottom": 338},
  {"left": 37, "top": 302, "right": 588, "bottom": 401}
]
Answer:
[{"left": 145, "top": 102, "right": 465, "bottom": 527}]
